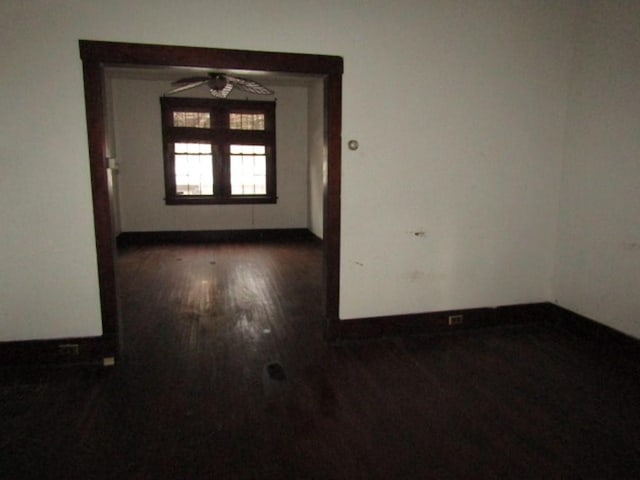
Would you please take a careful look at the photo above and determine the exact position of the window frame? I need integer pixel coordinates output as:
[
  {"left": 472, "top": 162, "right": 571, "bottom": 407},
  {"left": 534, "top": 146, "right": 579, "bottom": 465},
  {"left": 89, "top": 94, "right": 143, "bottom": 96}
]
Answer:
[{"left": 160, "top": 97, "right": 277, "bottom": 205}]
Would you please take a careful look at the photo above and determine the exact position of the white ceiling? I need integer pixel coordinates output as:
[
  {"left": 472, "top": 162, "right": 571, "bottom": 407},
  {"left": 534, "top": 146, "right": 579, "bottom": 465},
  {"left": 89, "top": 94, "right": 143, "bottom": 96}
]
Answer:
[{"left": 104, "top": 65, "right": 323, "bottom": 88}]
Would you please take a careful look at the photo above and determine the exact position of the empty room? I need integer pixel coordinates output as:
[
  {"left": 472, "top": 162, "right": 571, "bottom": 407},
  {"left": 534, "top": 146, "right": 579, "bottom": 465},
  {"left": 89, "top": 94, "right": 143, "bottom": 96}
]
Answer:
[{"left": 1, "top": 1, "right": 639, "bottom": 478}]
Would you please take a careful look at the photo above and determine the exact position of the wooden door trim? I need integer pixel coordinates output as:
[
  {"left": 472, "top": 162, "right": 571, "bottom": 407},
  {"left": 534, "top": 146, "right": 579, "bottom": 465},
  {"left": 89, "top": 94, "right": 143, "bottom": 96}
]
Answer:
[{"left": 79, "top": 40, "right": 343, "bottom": 355}]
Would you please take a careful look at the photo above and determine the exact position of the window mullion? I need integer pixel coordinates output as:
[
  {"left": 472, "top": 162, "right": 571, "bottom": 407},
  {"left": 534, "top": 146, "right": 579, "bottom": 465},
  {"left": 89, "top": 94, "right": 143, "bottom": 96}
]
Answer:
[
  {"left": 210, "top": 106, "right": 228, "bottom": 199},
  {"left": 218, "top": 143, "right": 231, "bottom": 199}
]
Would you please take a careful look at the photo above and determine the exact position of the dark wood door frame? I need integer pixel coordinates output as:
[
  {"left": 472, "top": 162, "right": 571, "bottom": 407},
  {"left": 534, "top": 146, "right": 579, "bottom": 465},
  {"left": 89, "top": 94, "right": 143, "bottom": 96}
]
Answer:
[{"left": 79, "top": 40, "right": 343, "bottom": 357}]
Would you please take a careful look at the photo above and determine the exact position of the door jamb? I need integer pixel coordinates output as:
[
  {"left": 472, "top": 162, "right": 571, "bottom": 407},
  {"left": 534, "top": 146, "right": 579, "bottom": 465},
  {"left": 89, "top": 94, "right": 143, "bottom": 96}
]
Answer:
[{"left": 79, "top": 40, "right": 343, "bottom": 357}]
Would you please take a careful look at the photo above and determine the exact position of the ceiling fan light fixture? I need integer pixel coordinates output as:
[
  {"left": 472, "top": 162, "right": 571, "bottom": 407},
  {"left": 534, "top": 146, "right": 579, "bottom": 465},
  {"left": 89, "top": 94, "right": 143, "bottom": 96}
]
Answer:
[
  {"left": 208, "top": 75, "right": 228, "bottom": 90},
  {"left": 166, "top": 72, "right": 274, "bottom": 98},
  {"left": 209, "top": 83, "right": 233, "bottom": 98}
]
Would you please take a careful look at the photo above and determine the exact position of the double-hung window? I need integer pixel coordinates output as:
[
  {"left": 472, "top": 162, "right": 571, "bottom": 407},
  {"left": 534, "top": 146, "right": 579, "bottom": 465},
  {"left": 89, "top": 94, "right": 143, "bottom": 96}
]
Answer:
[{"left": 160, "top": 97, "right": 276, "bottom": 205}]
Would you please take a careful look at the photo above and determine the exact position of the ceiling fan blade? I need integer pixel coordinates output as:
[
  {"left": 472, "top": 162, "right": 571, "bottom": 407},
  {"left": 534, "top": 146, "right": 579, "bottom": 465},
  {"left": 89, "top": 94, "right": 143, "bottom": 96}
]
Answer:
[
  {"left": 172, "top": 76, "right": 210, "bottom": 85},
  {"left": 166, "top": 80, "right": 208, "bottom": 95},
  {"left": 209, "top": 83, "right": 234, "bottom": 98},
  {"left": 225, "top": 75, "right": 274, "bottom": 95}
]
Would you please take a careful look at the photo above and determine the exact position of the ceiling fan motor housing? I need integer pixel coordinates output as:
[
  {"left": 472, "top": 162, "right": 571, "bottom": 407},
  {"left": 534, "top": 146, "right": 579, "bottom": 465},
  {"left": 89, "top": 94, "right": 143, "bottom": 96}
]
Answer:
[{"left": 208, "top": 74, "right": 228, "bottom": 91}]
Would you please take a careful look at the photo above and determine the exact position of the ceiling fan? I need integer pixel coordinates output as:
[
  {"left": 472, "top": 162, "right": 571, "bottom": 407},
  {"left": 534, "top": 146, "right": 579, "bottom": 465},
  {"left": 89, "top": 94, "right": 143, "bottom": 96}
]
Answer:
[{"left": 165, "top": 72, "right": 274, "bottom": 98}]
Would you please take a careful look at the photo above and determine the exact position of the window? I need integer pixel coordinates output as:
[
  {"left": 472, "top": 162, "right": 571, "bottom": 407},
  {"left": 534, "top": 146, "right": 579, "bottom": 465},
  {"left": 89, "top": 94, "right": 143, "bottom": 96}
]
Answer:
[{"left": 160, "top": 97, "right": 276, "bottom": 204}]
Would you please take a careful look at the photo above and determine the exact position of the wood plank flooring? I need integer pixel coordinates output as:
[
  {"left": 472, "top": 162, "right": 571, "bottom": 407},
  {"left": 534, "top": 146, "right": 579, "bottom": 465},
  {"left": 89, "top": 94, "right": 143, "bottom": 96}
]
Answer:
[{"left": 1, "top": 238, "right": 639, "bottom": 479}]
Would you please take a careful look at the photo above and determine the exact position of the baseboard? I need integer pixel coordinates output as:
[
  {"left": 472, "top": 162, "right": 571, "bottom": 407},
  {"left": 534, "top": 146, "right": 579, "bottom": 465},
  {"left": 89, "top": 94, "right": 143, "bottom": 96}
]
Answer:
[
  {"left": 117, "top": 228, "right": 317, "bottom": 247},
  {"left": 0, "top": 334, "right": 117, "bottom": 367},
  {"left": 547, "top": 304, "right": 640, "bottom": 369},
  {"left": 337, "top": 302, "right": 553, "bottom": 340}
]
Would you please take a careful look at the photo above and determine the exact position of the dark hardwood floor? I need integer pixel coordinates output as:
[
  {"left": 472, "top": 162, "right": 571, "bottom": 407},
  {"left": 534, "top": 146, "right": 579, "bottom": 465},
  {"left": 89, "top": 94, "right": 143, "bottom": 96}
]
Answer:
[{"left": 2, "top": 238, "right": 639, "bottom": 479}]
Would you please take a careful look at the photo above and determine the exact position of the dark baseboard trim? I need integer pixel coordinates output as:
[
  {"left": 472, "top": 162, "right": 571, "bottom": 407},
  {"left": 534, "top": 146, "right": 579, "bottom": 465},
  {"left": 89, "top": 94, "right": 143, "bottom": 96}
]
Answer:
[
  {"left": 547, "top": 304, "right": 640, "bottom": 369},
  {"left": 117, "top": 228, "right": 317, "bottom": 247},
  {"left": 0, "top": 334, "right": 117, "bottom": 367},
  {"left": 337, "top": 302, "right": 553, "bottom": 340},
  {"left": 8, "top": 303, "right": 636, "bottom": 368}
]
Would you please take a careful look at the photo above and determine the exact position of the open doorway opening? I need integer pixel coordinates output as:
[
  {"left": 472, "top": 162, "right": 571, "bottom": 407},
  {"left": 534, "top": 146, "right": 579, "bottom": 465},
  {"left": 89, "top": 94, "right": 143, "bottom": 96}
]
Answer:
[
  {"left": 103, "top": 67, "right": 323, "bottom": 238},
  {"left": 79, "top": 40, "right": 343, "bottom": 358}
]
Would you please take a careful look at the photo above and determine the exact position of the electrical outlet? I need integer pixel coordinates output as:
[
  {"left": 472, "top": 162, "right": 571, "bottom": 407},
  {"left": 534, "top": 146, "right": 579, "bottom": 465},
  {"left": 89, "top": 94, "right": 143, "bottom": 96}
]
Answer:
[
  {"left": 448, "top": 314, "right": 463, "bottom": 326},
  {"left": 58, "top": 343, "right": 79, "bottom": 356}
]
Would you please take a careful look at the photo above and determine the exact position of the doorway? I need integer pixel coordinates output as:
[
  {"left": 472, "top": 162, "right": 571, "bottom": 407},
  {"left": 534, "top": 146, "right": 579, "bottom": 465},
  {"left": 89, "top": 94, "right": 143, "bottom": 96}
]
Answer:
[{"left": 79, "top": 40, "right": 343, "bottom": 358}]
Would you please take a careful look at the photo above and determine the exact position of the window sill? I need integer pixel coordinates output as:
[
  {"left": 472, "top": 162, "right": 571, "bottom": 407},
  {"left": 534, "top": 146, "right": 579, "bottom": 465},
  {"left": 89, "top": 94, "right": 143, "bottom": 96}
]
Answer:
[{"left": 165, "top": 196, "right": 277, "bottom": 206}]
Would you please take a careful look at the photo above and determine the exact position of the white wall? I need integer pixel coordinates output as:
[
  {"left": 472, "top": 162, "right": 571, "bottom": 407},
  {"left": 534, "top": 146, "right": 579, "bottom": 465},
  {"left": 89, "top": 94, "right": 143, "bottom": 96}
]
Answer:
[
  {"left": 1, "top": 0, "right": 577, "bottom": 341},
  {"left": 555, "top": 1, "right": 640, "bottom": 339},
  {"left": 308, "top": 80, "right": 325, "bottom": 239},
  {"left": 110, "top": 76, "right": 309, "bottom": 232},
  {"left": 0, "top": 2, "right": 104, "bottom": 341},
  {"left": 339, "top": 1, "right": 575, "bottom": 318}
]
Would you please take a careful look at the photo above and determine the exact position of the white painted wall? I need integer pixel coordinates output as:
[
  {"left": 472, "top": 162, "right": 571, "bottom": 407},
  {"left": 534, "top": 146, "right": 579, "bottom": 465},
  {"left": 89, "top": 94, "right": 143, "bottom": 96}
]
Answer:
[
  {"left": 555, "top": 1, "right": 640, "bottom": 339},
  {"left": 339, "top": 1, "right": 574, "bottom": 318},
  {"left": 308, "top": 80, "right": 325, "bottom": 239},
  {"left": 1, "top": 3, "right": 103, "bottom": 341},
  {"left": 1, "top": 0, "right": 579, "bottom": 341},
  {"left": 110, "top": 76, "right": 309, "bottom": 232}
]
